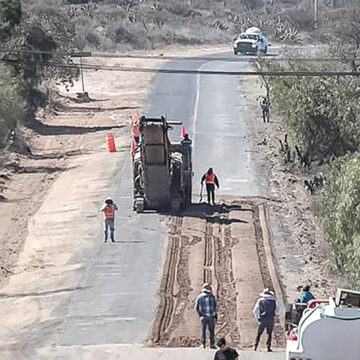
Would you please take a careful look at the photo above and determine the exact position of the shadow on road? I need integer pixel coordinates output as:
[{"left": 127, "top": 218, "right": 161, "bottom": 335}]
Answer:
[
  {"left": 29, "top": 119, "right": 124, "bottom": 136},
  {"left": 168, "top": 202, "right": 253, "bottom": 223}
]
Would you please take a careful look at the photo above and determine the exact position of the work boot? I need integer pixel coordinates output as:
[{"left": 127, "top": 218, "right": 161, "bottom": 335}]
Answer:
[
  {"left": 254, "top": 344, "right": 258, "bottom": 351},
  {"left": 210, "top": 344, "right": 216, "bottom": 349},
  {"left": 199, "top": 341, "right": 205, "bottom": 349},
  {"left": 267, "top": 347, "right": 273, "bottom": 352}
]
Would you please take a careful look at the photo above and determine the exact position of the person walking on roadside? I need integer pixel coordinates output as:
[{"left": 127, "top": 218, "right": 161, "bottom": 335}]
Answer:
[
  {"left": 260, "top": 96, "right": 271, "bottom": 123},
  {"left": 195, "top": 283, "right": 217, "bottom": 349},
  {"left": 253, "top": 288, "right": 283, "bottom": 352},
  {"left": 214, "top": 337, "right": 239, "bottom": 360},
  {"left": 201, "top": 168, "right": 219, "bottom": 206},
  {"left": 100, "top": 197, "right": 118, "bottom": 242}
]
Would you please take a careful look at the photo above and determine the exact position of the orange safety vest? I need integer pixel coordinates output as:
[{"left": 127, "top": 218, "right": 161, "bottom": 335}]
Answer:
[
  {"left": 132, "top": 122, "right": 140, "bottom": 137},
  {"left": 104, "top": 205, "right": 115, "bottom": 220},
  {"left": 205, "top": 173, "right": 215, "bottom": 184}
]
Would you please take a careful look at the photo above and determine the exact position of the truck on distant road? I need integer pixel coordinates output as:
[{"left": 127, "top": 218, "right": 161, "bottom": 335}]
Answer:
[{"left": 233, "top": 27, "right": 269, "bottom": 55}]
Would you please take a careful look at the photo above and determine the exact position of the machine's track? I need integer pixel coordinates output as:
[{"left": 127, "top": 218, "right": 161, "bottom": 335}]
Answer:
[{"left": 148, "top": 198, "right": 285, "bottom": 348}]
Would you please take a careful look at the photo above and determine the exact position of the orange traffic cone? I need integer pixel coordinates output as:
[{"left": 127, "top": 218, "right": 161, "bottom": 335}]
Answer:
[
  {"left": 181, "top": 123, "right": 186, "bottom": 138},
  {"left": 106, "top": 132, "right": 116, "bottom": 153}
]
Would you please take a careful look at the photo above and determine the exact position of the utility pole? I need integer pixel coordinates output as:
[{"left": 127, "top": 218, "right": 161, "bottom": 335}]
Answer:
[
  {"left": 80, "top": 56, "right": 85, "bottom": 94},
  {"left": 314, "top": 0, "right": 318, "bottom": 29}
]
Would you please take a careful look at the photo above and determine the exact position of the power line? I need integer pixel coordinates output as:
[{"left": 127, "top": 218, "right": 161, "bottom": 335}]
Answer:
[
  {"left": 0, "top": 48, "right": 359, "bottom": 63},
  {"left": 2, "top": 58, "right": 360, "bottom": 76}
]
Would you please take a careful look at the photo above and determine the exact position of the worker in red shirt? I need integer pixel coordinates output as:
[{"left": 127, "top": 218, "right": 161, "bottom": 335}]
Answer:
[
  {"left": 100, "top": 197, "right": 118, "bottom": 242},
  {"left": 201, "top": 168, "right": 220, "bottom": 206},
  {"left": 130, "top": 112, "right": 140, "bottom": 144}
]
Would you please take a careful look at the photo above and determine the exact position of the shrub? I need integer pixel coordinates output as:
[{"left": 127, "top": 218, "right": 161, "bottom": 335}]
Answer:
[
  {"left": 0, "top": 65, "right": 25, "bottom": 147},
  {"left": 256, "top": 57, "right": 360, "bottom": 161},
  {"left": 318, "top": 153, "right": 360, "bottom": 286}
]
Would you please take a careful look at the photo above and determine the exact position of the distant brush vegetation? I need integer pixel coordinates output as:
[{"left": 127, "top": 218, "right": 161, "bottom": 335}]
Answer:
[{"left": 64, "top": 0, "right": 356, "bottom": 50}]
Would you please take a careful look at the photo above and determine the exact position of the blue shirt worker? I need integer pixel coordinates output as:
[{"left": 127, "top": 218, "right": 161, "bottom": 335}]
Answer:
[
  {"left": 297, "top": 284, "right": 315, "bottom": 304},
  {"left": 195, "top": 283, "right": 217, "bottom": 349},
  {"left": 100, "top": 197, "right": 118, "bottom": 242},
  {"left": 253, "top": 288, "right": 283, "bottom": 352}
]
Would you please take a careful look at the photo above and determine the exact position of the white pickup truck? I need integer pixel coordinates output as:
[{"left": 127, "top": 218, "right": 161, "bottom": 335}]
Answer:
[{"left": 233, "top": 27, "right": 269, "bottom": 55}]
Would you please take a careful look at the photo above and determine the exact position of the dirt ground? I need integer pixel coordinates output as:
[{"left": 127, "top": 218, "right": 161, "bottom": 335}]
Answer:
[
  {"left": 149, "top": 198, "right": 284, "bottom": 349},
  {"left": 0, "top": 44, "right": 229, "bottom": 290},
  {"left": 238, "top": 73, "right": 340, "bottom": 302}
]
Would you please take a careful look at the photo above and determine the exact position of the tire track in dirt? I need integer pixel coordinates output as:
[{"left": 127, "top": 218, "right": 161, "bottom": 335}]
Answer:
[{"left": 149, "top": 199, "right": 285, "bottom": 348}]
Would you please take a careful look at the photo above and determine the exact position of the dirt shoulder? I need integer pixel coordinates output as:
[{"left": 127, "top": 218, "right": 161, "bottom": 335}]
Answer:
[{"left": 238, "top": 72, "right": 340, "bottom": 303}]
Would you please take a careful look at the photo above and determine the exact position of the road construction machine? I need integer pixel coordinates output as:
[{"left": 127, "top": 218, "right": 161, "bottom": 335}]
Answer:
[
  {"left": 131, "top": 116, "right": 192, "bottom": 213},
  {"left": 286, "top": 288, "right": 360, "bottom": 360}
]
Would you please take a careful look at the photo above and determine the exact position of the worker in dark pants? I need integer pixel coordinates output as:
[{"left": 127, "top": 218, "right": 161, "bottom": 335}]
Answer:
[
  {"left": 201, "top": 168, "right": 219, "bottom": 205},
  {"left": 181, "top": 133, "right": 192, "bottom": 169},
  {"left": 100, "top": 197, "right": 118, "bottom": 242},
  {"left": 195, "top": 283, "right": 217, "bottom": 349},
  {"left": 260, "top": 96, "right": 271, "bottom": 123},
  {"left": 253, "top": 288, "right": 283, "bottom": 352}
]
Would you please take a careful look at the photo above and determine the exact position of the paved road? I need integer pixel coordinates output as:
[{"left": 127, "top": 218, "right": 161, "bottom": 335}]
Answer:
[
  {"left": 57, "top": 155, "right": 165, "bottom": 346},
  {"left": 58, "top": 52, "right": 269, "bottom": 348},
  {"left": 146, "top": 53, "right": 267, "bottom": 198}
]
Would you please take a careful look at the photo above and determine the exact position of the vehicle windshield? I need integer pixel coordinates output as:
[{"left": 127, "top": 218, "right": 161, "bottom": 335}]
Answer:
[{"left": 247, "top": 34, "right": 259, "bottom": 40}]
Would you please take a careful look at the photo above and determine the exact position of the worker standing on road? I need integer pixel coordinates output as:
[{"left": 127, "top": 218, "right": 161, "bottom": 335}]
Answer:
[
  {"left": 201, "top": 168, "right": 219, "bottom": 206},
  {"left": 132, "top": 119, "right": 140, "bottom": 144},
  {"left": 195, "top": 283, "right": 217, "bottom": 349},
  {"left": 214, "top": 337, "right": 239, "bottom": 360},
  {"left": 253, "top": 288, "right": 283, "bottom": 352},
  {"left": 181, "top": 133, "right": 192, "bottom": 169},
  {"left": 130, "top": 112, "right": 140, "bottom": 144},
  {"left": 100, "top": 197, "right": 118, "bottom": 243}
]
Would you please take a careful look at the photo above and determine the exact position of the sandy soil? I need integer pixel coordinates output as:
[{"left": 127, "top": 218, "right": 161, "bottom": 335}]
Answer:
[
  {"left": 238, "top": 73, "right": 340, "bottom": 303},
  {"left": 149, "top": 199, "right": 284, "bottom": 350}
]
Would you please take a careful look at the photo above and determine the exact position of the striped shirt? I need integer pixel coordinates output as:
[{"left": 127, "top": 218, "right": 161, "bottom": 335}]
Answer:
[{"left": 195, "top": 291, "right": 217, "bottom": 317}]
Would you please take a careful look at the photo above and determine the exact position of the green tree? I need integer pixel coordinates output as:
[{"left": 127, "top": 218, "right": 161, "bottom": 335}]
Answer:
[
  {"left": 3, "top": 0, "right": 78, "bottom": 117},
  {"left": 257, "top": 58, "right": 360, "bottom": 161},
  {"left": 318, "top": 154, "right": 360, "bottom": 286},
  {"left": 0, "top": 64, "right": 24, "bottom": 147},
  {"left": 0, "top": 0, "right": 22, "bottom": 40}
]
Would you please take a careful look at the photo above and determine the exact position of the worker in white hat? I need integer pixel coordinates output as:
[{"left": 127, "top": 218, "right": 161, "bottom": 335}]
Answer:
[{"left": 253, "top": 288, "right": 283, "bottom": 352}]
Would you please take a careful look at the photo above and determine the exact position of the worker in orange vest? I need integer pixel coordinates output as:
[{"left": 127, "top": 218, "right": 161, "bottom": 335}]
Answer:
[
  {"left": 201, "top": 168, "right": 219, "bottom": 206},
  {"left": 131, "top": 113, "right": 140, "bottom": 144},
  {"left": 100, "top": 197, "right": 118, "bottom": 242}
]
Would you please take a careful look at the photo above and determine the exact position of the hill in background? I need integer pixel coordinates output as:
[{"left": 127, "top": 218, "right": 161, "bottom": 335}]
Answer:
[{"left": 60, "top": 0, "right": 356, "bottom": 50}]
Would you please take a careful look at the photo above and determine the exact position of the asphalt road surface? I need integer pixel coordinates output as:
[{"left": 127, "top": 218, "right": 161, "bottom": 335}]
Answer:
[
  {"left": 58, "top": 52, "right": 269, "bottom": 346},
  {"left": 146, "top": 52, "right": 268, "bottom": 198}
]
